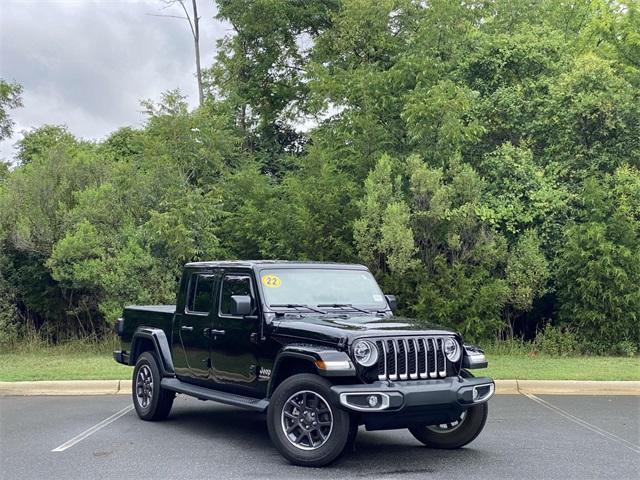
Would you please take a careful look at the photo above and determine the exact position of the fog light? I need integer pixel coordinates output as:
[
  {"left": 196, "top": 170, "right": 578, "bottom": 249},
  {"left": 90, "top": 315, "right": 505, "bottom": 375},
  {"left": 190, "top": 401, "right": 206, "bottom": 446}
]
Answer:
[
  {"left": 473, "top": 388, "right": 480, "bottom": 401},
  {"left": 339, "top": 392, "right": 391, "bottom": 411}
]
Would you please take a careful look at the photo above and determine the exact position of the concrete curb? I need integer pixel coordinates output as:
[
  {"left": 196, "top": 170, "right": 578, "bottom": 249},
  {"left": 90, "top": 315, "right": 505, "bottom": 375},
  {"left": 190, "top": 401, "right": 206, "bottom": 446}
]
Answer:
[
  {"left": 0, "top": 380, "right": 127, "bottom": 396},
  {"left": 1, "top": 379, "right": 639, "bottom": 396},
  {"left": 514, "top": 380, "right": 640, "bottom": 396}
]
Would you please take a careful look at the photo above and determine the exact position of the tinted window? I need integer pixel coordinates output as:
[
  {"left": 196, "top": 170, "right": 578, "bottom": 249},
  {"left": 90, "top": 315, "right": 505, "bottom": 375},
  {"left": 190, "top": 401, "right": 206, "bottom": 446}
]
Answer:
[
  {"left": 220, "top": 275, "right": 253, "bottom": 316},
  {"left": 188, "top": 274, "right": 215, "bottom": 313}
]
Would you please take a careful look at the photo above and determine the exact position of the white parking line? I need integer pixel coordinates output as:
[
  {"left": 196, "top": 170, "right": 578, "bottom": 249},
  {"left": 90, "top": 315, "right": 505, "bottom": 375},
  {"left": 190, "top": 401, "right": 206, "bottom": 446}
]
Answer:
[
  {"left": 51, "top": 405, "right": 135, "bottom": 452},
  {"left": 525, "top": 393, "right": 640, "bottom": 454}
]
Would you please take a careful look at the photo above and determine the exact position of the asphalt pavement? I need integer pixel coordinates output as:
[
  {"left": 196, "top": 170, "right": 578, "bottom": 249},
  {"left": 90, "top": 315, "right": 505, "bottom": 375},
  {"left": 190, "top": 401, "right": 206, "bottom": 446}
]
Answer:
[{"left": 1, "top": 393, "right": 638, "bottom": 479}]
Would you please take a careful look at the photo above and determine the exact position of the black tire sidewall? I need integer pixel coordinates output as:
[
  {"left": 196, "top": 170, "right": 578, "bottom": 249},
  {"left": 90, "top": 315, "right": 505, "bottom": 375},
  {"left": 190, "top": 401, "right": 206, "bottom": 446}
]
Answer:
[
  {"left": 409, "top": 402, "right": 489, "bottom": 449},
  {"left": 267, "top": 373, "right": 351, "bottom": 467},
  {"left": 132, "top": 351, "right": 164, "bottom": 421}
]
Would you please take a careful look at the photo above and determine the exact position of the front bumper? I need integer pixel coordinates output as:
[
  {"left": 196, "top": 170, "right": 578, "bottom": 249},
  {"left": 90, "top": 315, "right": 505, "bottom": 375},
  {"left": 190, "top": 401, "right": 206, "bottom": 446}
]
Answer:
[{"left": 330, "top": 376, "right": 494, "bottom": 431}]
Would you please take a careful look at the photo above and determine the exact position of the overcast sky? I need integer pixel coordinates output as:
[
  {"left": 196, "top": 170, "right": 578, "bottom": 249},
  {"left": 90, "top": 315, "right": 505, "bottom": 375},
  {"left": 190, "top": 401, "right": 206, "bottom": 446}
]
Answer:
[{"left": 0, "top": 0, "right": 228, "bottom": 162}]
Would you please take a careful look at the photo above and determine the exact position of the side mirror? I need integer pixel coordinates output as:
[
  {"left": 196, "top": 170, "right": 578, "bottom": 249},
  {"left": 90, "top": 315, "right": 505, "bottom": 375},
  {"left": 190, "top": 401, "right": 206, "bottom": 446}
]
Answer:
[
  {"left": 385, "top": 294, "right": 397, "bottom": 314},
  {"left": 231, "top": 295, "right": 252, "bottom": 316}
]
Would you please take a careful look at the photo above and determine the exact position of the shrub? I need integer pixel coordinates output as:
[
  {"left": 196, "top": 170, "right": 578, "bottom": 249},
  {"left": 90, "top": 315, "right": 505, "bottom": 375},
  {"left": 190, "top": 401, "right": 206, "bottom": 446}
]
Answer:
[
  {"left": 0, "top": 273, "right": 20, "bottom": 347},
  {"left": 484, "top": 337, "right": 532, "bottom": 356},
  {"left": 615, "top": 340, "right": 638, "bottom": 358},
  {"left": 0, "top": 309, "right": 20, "bottom": 347},
  {"left": 556, "top": 171, "right": 640, "bottom": 349},
  {"left": 533, "top": 324, "right": 581, "bottom": 356}
]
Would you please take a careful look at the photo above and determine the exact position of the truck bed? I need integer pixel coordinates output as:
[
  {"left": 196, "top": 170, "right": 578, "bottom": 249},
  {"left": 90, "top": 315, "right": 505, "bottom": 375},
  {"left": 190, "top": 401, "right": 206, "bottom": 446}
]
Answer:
[
  {"left": 121, "top": 304, "right": 176, "bottom": 347},
  {"left": 125, "top": 305, "right": 176, "bottom": 314}
]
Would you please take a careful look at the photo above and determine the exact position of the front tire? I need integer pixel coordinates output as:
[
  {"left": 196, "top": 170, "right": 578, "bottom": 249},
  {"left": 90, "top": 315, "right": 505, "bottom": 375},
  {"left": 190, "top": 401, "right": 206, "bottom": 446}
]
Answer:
[
  {"left": 132, "top": 351, "right": 174, "bottom": 421},
  {"left": 408, "top": 403, "right": 488, "bottom": 449},
  {"left": 267, "top": 374, "right": 351, "bottom": 467}
]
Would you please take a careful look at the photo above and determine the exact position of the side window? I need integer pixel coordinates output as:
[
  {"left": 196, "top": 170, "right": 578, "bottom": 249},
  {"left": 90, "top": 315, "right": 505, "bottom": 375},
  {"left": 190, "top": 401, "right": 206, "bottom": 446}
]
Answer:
[
  {"left": 187, "top": 274, "right": 215, "bottom": 314},
  {"left": 220, "top": 275, "right": 253, "bottom": 316}
]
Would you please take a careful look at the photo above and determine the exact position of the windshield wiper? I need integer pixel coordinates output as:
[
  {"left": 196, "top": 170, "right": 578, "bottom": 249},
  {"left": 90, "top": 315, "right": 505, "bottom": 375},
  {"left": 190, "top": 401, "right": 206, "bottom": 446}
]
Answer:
[
  {"left": 317, "top": 303, "right": 371, "bottom": 315},
  {"left": 270, "top": 304, "right": 327, "bottom": 315}
]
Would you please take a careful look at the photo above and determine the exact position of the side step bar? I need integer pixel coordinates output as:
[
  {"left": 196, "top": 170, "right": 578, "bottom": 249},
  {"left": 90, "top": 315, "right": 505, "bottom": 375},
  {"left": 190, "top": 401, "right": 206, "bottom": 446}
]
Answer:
[{"left": 161, "top": 378, "right": 269, "bottom": 412}]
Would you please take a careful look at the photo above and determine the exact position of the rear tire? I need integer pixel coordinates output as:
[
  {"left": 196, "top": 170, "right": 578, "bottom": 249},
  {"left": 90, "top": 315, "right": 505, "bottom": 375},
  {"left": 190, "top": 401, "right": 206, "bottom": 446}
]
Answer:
[
  {"left": 267, "top": 374, "right": 350, "bottom": 467},
  {"left": 132, "top": 351, "right": 174, "bottom": 421},
  {"left": 408, "top": 403, "right": 488, "bottom": 449}
]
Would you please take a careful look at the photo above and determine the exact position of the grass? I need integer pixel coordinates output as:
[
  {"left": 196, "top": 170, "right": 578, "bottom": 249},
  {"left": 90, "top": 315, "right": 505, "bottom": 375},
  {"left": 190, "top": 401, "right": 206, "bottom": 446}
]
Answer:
[
  {"left": 484, "top": 354, "right": 640, "bottom": 381},
  {"left": 0, "top": 337, "right": 130, "bottom": 382},
  {"left": 0, "top": 346, "right": 638, "bottom": 382},
  {"left": 0, "top": 351, "right": 131, "bottom": 381}
]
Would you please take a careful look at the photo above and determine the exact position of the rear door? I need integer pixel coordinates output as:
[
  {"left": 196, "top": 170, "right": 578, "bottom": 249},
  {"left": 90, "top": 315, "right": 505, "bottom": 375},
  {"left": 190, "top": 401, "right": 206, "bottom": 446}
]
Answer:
[
  {"left": 177, "top": 271, "right": 217, "bottom": 383},
  {"left": 209, "top": 271, "right": 261, "bottom": 395}
]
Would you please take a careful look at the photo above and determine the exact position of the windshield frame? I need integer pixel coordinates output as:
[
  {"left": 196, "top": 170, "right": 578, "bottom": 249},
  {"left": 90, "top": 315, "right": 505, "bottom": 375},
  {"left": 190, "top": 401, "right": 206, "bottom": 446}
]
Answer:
[{"left": 255, "top": 265, "right": 388, "bottom": 314}]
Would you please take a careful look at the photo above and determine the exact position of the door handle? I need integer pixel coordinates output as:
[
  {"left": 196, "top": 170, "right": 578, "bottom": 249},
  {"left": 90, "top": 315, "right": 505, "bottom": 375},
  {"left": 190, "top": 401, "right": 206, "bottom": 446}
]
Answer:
[
  {"left": 210, "top": 329, "right": 226, "bottom": 336},
  {"left": 181, "top": 325, "right": 194, "bottom": 332}
]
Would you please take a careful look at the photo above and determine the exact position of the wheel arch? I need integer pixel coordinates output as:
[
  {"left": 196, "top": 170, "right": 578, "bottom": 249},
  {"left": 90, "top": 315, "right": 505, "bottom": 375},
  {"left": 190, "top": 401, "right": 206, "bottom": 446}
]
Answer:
[
  {"left": 130, "top": 327, "right": 175, "bottom": 376},
  {"left": 267, "top": 345, "right": 355, "bottom": 397},
  {"left": 268, "top": 354, "right": 317, "bottom": 397}
]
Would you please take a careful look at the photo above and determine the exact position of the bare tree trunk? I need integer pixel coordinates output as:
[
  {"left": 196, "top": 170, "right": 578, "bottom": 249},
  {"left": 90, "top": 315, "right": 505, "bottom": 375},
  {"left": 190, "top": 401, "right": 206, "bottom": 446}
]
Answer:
[
  {"left": 153, "top": 1, "right": 204, "bottom": 107},
  {"left": 191, "top": 0, "right": 203, "bottom": 107}
]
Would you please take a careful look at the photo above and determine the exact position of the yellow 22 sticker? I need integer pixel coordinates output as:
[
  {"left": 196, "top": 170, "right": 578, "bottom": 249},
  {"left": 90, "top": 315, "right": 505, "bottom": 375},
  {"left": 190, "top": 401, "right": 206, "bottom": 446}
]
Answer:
[{"left": 262, "top": 274, "right": 282, "bottom": 288}]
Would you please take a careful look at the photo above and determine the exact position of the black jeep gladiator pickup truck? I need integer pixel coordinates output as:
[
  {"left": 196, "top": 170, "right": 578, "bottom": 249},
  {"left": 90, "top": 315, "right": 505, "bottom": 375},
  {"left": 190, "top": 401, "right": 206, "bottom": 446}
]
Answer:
[{"left": 114, "top": 261, "right": 494, "bottom": 466}]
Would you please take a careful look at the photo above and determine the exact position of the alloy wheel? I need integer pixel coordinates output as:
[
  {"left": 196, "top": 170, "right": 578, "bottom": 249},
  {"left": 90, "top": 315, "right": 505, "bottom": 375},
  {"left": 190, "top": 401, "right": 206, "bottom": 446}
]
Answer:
[
  {"left": 280, "top": 390, "right": 333, "bottom": 450},
  {"left": 426, "top": 411, "right": 467, "bottom": 433},
  {"left": 135, "top": 365, "right": 154, "bottom": 409}
]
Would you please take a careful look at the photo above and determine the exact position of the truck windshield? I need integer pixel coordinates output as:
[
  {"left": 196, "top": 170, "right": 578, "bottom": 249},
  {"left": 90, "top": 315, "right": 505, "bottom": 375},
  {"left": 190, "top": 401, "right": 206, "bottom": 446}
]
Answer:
[{"left": 259, "top": 268, "right": 387, "bottom": 311}]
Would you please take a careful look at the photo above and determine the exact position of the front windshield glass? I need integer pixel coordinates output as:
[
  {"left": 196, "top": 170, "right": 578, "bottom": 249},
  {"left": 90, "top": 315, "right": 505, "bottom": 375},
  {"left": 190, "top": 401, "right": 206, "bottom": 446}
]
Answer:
[{"left": 259, "top": 268, "right": 387, "bottom": 310}]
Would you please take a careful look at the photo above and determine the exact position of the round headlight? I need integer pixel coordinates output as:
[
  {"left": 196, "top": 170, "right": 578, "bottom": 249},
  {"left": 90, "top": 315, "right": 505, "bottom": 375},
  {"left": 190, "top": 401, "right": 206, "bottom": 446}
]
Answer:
[
  {"left": 444, "top": 337, "right": 461, "bottom": 362},
  {"left": 353, "top": 340, "right": 379, "bottom": 367}
]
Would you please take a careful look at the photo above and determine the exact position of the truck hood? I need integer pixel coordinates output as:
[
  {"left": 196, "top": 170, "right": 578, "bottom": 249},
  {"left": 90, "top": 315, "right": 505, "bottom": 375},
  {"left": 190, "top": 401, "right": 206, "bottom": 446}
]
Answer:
[{"left": 271, "top": 314, "right": 457, "bottom": 346}]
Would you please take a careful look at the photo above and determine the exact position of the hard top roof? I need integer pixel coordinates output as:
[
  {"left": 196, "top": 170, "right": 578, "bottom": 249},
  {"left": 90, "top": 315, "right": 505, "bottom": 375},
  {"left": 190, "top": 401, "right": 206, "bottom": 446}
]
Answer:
[{"left": 184, "top": 260, "right": 368, "bottom": 270}]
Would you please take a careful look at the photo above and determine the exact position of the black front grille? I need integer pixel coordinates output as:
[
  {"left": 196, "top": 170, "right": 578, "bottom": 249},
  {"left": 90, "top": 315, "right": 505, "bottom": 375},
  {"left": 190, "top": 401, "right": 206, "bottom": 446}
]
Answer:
[
  {"left": 374, "top": 336, "right": 451, "bottom": 380},
  {"left": 407, "top": 340, "right": 416, "bottom": 377},
  {"left": 397, "top": 339, "right": 406, "bottom": 376}
]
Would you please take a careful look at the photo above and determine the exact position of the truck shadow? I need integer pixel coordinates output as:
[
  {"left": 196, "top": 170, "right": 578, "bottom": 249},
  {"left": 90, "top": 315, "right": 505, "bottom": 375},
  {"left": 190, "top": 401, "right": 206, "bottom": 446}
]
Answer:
[
  {"left": 163, "top": 401, "right": 489, "bottom": 472},
  {"left": 341, "top": 430, "right": 489, "bottom": 475},
  {"left": 164, "top": 402, "right": 270, "bottom": 442}
]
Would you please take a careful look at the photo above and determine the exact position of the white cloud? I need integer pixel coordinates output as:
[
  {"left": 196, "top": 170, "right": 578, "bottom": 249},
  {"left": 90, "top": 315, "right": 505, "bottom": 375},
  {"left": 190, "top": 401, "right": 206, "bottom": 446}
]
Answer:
[{"left": 0, "top": 0, "right": 229, "bottom": 162}]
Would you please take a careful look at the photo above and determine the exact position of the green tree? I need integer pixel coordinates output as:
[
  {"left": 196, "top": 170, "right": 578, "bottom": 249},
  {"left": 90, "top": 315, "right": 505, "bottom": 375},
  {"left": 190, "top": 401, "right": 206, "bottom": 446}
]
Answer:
[
  {"left": 209, "top": 0, "right": 338, "bottom": 174},
  {"left": 354, "top": 154, "right": 403, "bottom": 273},
  {"left": 505, "top": 229, "right": 549, "bottom": 336},
  {"left": 2, "top": 0, "right": 640, "bottom": 351},
  {"left": 0, "top": 80, "right": 23, "bottom": 141},
  {"left": 0, "top": 162, "right": 9, "bottom": 180},
  {"left": 16, "top": 125, "right": 77, "bottom": 165},
  {"left": 0, "top": 134, "right": 106, "bottom": 337},
  {"left": 478, "top": 143, "right": 568, "bottom": 244},
  {"left": 545, "top": 54, "right": 640, "bottom": 181},
  {"left": 355, "top": 155, "right": 511, "bottom": 339},
  {"left": 556, "top": 168, "right": 640, "bottom": 349},
  {"left": 402, "top": 80, "right": 484, "bottom": 166}
]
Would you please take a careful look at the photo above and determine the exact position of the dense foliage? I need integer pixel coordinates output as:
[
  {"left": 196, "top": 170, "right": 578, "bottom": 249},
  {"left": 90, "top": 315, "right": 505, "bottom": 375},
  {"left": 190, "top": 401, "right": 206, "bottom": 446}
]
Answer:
[{"left": 1, "top": 0, "right": 639, "bottom": 354}]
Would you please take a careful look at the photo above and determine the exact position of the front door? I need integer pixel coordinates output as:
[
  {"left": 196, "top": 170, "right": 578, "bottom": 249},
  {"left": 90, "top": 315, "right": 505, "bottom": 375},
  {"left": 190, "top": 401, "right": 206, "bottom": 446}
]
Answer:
[
  {"left": 210, "top": 272, "right": 261, "bottom": 395},
  {"left": 178, "top": 272, "right": 216, "bottom": 383}
]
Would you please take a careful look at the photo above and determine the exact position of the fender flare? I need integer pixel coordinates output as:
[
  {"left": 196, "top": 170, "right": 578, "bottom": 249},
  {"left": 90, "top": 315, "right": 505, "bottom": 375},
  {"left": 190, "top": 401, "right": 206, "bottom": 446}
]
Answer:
[
  {"left": 130, "top": 327, "right": 175, "bottom": 376},
  {"left": 267, "top": 344, "right": 355, "bottom": 396}
]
